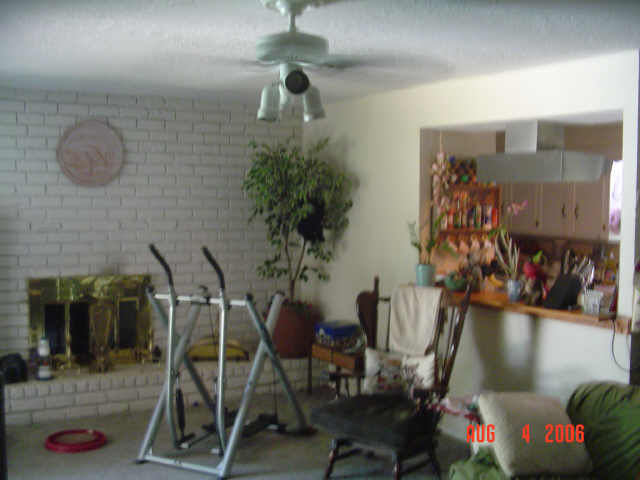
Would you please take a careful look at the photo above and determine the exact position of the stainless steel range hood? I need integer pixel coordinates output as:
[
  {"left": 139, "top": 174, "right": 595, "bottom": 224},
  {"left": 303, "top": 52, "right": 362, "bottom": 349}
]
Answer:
[{"left": 476, "top": 121, "right": 611, "bottom": 183}]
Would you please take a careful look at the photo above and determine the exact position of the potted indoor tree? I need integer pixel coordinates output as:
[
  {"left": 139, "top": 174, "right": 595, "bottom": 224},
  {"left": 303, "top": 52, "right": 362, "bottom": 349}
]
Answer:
[{"left": 243, "top": 137, "right": 354, "bottom": 357}]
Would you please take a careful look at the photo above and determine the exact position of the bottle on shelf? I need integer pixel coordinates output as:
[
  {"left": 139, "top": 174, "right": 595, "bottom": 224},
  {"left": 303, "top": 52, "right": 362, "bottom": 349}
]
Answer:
[
  {"left": 461, "top": 193, "right": 468, "bottom": 228},
  {"left": 448, "top": 204, "right": 455, "bottom": 230},
  {"left": 491, "top": 205, "right": 499, "bottom": 228},
  {"left": 440, "top": 206, "right": 448, "bottom": 230},
  {"left": 484, "top": 205, "right": 493, "bottom": 230},
  {"left": 475, "top": 202, "right": 482, "bottom": 229}
]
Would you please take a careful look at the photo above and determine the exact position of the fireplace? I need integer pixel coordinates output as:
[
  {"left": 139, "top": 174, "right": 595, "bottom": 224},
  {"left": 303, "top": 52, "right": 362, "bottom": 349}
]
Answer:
[{"left": 28, "top": 275, "right": 152, "bottom": 371}]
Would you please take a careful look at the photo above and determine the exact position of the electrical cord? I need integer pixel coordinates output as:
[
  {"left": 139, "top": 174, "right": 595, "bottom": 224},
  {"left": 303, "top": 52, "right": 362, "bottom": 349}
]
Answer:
[{"left": 610, "top": 318, "right": 640, "bottom": 372}]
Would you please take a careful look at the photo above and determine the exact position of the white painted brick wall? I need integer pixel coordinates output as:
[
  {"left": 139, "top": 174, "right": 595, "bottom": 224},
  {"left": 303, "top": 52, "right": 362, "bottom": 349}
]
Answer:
[
  {"left": 0, "top": 87, "right": 302, "bottom": 357},
  {"left": 5, "top": 359, "right": 326, "bottom": 425}
]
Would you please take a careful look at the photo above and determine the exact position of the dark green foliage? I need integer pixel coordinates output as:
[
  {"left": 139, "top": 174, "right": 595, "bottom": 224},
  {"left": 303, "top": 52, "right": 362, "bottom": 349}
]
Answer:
[{"left": 243, "top": 138, "right": 354, "bottom": 301}]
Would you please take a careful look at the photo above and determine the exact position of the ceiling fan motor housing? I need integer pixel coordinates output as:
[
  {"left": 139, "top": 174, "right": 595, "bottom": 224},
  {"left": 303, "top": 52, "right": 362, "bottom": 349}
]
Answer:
[{"left": 256, "top": 31, "right": 328, "bottom": 64}]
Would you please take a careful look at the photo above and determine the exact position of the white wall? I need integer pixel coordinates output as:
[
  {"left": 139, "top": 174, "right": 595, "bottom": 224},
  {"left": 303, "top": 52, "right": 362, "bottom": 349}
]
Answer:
[
  {"left": 303, "top": 51, "right": 639, "bottom": 436},
  {"left": 0, "top": 87, "right": 300, "bottom": 357}
]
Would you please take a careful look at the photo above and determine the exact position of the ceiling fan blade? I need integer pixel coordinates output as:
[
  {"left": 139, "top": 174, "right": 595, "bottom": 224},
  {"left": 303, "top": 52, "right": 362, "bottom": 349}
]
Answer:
[
  {"left": 150, "top": 50, "right": 277, "bottom": 75},
  {"left": 298, "top": 53, "right": 424, "bottom": 74},
  {"left": 308, "top": 53, "right": 452, "bottom": 86}
]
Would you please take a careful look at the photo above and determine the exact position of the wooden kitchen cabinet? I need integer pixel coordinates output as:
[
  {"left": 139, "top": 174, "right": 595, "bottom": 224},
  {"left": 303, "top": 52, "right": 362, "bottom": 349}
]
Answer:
[
  {"left": 506, "top": 183, "right": 540, "bottom": 235},
  {"left": 504, "top": 178, "right": 609, "bottom": 240},
  {"left": 497, "top": 182, "right": 511, "bottom": 229},
  {"left": 501, "top": 176, "right": 609, "bottom": 240},
  {"left": 539, "top": 183, "right": 572, "bottom": 237},
  {"left": 571, "top": 176, "right": 609, "bottom": 240}
]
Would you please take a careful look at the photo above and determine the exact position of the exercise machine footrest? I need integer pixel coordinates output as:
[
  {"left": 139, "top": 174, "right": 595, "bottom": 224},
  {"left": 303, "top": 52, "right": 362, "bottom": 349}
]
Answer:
[{"left": 242, "top": 413, "right": 286, "bottom": 437}]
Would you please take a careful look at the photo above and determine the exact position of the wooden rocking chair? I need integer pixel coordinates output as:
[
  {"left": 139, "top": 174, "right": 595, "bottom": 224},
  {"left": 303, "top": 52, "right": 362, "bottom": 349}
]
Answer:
[{"left": 311, "top": 284, "right": 472, "bottom": 480}]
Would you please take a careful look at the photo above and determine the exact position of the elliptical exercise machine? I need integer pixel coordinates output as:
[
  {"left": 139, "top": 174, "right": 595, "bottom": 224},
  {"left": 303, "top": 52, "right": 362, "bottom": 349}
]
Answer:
[{"left": 136, "top": 244, "right": 313, "bottom": 478}]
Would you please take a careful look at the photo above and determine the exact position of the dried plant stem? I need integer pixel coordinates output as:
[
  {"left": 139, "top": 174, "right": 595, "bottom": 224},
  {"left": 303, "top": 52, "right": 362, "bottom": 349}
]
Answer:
[{"left": 494, "top": 230, "right": 519, "bottom": 279}]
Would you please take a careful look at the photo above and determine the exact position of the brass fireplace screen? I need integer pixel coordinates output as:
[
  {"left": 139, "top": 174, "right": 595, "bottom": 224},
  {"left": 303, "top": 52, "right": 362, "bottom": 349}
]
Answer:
[{"left": 28, "top": 275, "right": 152, "bottom": 371}]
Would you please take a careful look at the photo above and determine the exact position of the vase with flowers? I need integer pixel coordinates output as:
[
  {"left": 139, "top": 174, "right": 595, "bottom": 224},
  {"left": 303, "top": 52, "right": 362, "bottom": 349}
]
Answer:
[
  {"left": 494, "top": 228, "right": 521, "bottom": 302},
  {"left": 491, "top": 200, "right": 527, "bottom": 301},
  {"left": 409, "top": 213, "right": 453, "bottom": 287},
  {"left": 487, "top": 200, "right": 527, "bottom": 301},
  {"left": 411, "top": 139, "right": 457, "bottom": 286}
]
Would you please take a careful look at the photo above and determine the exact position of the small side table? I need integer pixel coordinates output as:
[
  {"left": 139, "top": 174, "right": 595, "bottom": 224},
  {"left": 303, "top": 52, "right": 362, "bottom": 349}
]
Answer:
[{"left": 308, "top": 343, "right": 364, "bottom": 396}]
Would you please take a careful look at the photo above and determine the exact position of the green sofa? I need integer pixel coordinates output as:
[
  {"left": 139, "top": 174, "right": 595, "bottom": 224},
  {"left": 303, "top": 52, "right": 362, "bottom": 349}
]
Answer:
[{"left": 449, "top": 382, "right": 640, "bottom": 480}]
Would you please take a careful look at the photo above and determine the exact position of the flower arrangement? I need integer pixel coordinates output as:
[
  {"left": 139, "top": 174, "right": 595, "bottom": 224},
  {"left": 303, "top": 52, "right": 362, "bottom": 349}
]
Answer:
[
  {"left": 414, "top": 137, "right": 458, "bottom": 267},
  {"left": 490, "top": 200, "right": 527, "bottom": 280},
  {"left": 431, "top": 150, "right": 457, "bottom": 221},
  {"left": 409, "top": 213, "right": 454, "bottom": 265},
  {"left": 494, "top": 229, "right": 520, "bottom": 280}
]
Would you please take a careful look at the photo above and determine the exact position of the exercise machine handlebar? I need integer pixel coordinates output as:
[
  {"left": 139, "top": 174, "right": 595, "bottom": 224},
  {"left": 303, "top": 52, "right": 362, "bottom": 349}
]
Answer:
[
  {"left": 149, "top": 244, "right": 174, "bottom": 287},
  {"left": 201, "top": 246, "right": 225, "bottom": 290}
]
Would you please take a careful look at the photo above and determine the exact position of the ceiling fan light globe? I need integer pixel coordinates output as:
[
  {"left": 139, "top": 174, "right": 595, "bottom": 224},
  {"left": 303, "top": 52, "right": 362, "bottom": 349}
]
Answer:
[
  {"left": 302, "top": 85, "right": 325, "bottom": 122},
  {"left": 279, "top": 83, "right": 292, "bottom": 110},
  {"left": 257, "top": 84, "right": 280, "bottom": 122}
]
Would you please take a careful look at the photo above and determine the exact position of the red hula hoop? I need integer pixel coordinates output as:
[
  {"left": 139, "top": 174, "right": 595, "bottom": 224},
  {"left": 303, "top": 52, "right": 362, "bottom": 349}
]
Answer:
[{"left": 44, "top": 429, "right": 107, "bottom": 453}]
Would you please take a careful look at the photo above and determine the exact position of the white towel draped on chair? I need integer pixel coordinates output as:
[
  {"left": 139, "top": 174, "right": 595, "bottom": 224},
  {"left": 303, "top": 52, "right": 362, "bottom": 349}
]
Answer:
[{"left": 388, "top": 285, "right": 443, "bottom": 356}]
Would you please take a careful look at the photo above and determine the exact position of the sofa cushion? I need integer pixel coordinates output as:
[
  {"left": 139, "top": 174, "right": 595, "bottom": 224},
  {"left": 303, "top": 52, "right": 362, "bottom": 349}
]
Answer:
[
  {"left": 478, "top": 392, "right": 592, "bottom": 477},
  {"left": 566, "top": 382, "right": 640, "bottom": 480},
  {"left": 310, "top": 393, "right": 435, "bottom": 450},
  {"left": 362, "top": 348, "right": 405, "bottom": 394},
  {"left": 401, "top": 352, "right": 435, "bottom": 395},
  {"left": 363, "top": 348, "right": 436, "bottom": 397}
]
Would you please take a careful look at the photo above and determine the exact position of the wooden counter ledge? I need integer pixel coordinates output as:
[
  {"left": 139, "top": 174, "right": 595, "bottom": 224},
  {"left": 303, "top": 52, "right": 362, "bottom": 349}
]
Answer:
[{"left": 453, "top": 290, "right": 631, "bottom": 335}]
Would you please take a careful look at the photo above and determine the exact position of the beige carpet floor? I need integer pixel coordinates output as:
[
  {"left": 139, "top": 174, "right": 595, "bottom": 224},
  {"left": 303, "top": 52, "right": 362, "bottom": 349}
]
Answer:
[{"left": 8, "top": 388, "right": 469, "bottom": 479}]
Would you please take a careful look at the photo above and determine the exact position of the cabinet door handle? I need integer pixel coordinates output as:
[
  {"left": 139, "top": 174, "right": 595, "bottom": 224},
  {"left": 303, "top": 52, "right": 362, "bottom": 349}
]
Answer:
[
  {"left": 561, "top": 204, "right": 566, "bottom": 218},
  {"left": 602, "top": 224, "right": 606, "bottom": 232},
  {"left": 535, "top": 219, "right": 540, "bottom": 228},
  {"left": 574, "top": 205, "right": 579, "bottom": 220}
]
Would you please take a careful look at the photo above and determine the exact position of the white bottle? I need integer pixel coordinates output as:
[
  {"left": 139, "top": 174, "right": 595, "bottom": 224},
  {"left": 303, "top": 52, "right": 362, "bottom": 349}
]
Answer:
[{"left": 37, "top": 336, "right": 53, "bottom": 380}]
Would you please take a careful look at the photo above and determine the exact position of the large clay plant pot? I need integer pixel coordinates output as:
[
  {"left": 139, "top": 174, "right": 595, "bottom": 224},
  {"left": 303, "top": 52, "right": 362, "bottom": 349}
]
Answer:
[{"left": 272, "top": 302, "right": 321, "bottom": 359}]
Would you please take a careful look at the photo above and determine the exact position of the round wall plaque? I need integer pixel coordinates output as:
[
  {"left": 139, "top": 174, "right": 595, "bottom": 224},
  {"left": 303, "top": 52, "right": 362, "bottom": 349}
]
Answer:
[{"left": 57, "top": 119, "right": 124, "bottom": 186}]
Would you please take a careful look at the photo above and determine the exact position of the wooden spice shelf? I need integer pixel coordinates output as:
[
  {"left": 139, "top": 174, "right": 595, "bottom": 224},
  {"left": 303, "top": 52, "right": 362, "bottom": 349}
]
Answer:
[
  {"left": 454, "top": 290, "right": 631, "bottom": 335},
  {"left": 451, "top": 184, "right": 499, "bottom": 192},
  {"left": 441, "top": 228, "right": 493, "bottom": 234}
]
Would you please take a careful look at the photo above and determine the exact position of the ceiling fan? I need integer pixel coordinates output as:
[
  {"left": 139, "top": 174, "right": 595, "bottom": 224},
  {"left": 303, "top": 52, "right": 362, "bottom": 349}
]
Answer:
[{"left": 255, "top": 0, "right": 351, "bottom": 122}]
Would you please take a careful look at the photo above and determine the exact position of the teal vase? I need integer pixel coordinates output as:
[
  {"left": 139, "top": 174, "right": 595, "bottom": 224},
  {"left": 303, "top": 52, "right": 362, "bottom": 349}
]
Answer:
[{"left": 416, "top": 264, "right": 435, "bottom": 287}]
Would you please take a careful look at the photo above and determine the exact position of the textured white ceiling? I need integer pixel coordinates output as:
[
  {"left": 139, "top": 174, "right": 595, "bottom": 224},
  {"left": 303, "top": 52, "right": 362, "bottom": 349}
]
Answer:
[{"left": 1, "top": 0, "right": 639, "bottom": 107}]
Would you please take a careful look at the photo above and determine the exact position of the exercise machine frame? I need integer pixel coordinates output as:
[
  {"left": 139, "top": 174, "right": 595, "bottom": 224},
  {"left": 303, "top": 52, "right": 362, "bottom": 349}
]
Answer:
[{"left": 136, "top": 244, "right": 311, "bottom": 478}]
